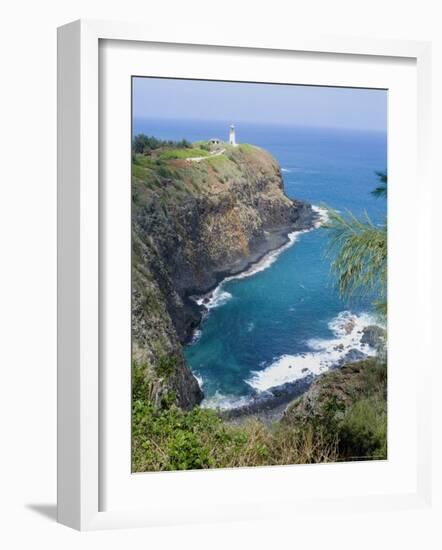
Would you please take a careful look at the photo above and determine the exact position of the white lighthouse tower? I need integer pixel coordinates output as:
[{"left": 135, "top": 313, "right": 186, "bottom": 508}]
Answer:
[{"left": 229, "top": 124, "right": 237, "bottom": 146}]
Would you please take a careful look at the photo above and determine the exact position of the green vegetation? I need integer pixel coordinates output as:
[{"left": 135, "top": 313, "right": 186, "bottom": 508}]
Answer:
[
  {"left": 131, "top": 135, "right": 227, "bottom": 201},
  {"left": 131, "top": 136, "right": 260, "bottom": 203},
  {"left": 132, "top": 395, "right": 337, "bottom": 472},
  {"left": 193, "top": 140, "right": 212, "bottom": 152},
  {"left": 132, "top": 134, "right": 191, "bottom": 154},
  {"left": 371, "top": 170, "right": 388, "bottom": 199},
  {"left": 285, "top": 358, "right": 387, "bottom": 461},
  {"left": 154, "top": 354, "right": 178, "bottom": 380},
  {"left": 325, "top": 171, "right": 388, "bottom": 316},
  {"left": 158, "top": 147, "right": 210, "bottom": 161},
  {"left": 238, "top": 143, "right": 257, "bottom": 153},
  {"left": 339, "top": 396, "right": 387, "bottom": 459},
  {"left": 131, "top": 151, "right": 190, "bottom": 201},
  {"left": 326, "top": 210, "right": 387, "bottom": 314},
  {"left": 132, "top": 357, "right": 387, "bottom": 472}
]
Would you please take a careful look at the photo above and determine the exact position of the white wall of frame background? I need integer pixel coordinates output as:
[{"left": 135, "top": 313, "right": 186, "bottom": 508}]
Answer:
[{"left": 1, "top": 0, "right": 441, "bottom": 548}]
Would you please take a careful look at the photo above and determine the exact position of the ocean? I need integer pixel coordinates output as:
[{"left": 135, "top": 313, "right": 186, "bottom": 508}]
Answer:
[{"left": 133, "top": 118, "right": 387, "bottom": 409}]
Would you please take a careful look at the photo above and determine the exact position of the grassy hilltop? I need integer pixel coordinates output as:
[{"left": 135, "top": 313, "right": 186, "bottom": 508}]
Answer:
[{"left": 132, "top": 137, "right": 284, "bottom": 204}]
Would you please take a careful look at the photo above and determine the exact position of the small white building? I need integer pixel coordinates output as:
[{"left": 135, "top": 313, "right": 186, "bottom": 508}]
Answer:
[{"left": 209, "top": 138, "right": 221, "bottom": 146}]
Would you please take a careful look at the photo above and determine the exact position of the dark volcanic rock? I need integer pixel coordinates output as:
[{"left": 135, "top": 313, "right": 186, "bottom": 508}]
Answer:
[
  {"left": 222, "top": 375, "right": 316, "bottom": 420},
  {"left": 361, "top": 325, "right": 387, "bottom": 353}
]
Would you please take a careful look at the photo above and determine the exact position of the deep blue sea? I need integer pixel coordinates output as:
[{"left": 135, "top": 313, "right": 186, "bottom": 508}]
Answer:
[{"left": 133, "top": 118, "right": 387, "bottom": 408}]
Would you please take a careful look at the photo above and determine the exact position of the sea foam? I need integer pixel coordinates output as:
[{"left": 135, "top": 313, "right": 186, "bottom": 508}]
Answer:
[
  {"left": 312, "top": 205, "right": 329, "bottom": 227},
  {"left": 190, "top": 329, "right": 202, "bottom": 344},
  {"left": 246, "top": 311, "right": 377, "bottom": 392},
  {"left": 193, "top": 373, "right": 204, "bottom": 389},
  {"left": 194, "top": 287, "right": 233, "bottom": 310},
  {"left": 201, "top": 390, "right": 252, "bottom": 411}
]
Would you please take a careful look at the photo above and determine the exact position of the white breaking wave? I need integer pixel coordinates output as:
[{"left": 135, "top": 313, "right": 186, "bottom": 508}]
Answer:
[
  {"left": 247, "top": 311, "right": 377, "bottom": 392},
  {"left": 194, "top": 287, "right": 233, "bottom": 310},
  {"left": 190, "top": 329, "right": 202, "bottom": 344},
  {"left": 194, "top": 373, "right": 204, "bottom": 389},
  {"left": 201, "top": 390, "right": 252, "bottom": 411},
  {"left": 281, "top": 168, "right": 291, "bottom": 173},
  {"left": 312, "top": 205, "right": 329, "bottom": 227}
]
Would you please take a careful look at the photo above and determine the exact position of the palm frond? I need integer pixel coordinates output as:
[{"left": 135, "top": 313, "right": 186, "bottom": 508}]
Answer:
[
  {"left": 371, "top": 170, "right": 388, "bottom": 199},
  {"left": 325, "top": 209, "right": 387, "bottom": 304}
]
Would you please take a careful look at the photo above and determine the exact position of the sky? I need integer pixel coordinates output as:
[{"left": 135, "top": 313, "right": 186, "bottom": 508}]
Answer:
[{"left": 133, "top": 77, "right": 387, "bottom": 132}]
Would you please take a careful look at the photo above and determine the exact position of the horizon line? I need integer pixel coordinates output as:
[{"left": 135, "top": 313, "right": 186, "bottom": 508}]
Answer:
[{"left": 132, "top": 116, "right": 387, "bottom": 135}]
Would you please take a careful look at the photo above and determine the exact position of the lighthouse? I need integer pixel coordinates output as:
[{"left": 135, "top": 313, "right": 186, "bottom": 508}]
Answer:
[{"left": 229, "top": 124, "right": 237, "bottom": 146}]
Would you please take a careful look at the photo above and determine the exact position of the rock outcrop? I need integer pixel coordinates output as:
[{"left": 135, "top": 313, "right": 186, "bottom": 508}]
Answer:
[
  {"left": 132, "top": 143, "right": 317, "bottom": 409},
  {"left": 282, "top": 358, "right": 387, "bottom": 426},
  {"left": 361, "top": 325, "right": 387, "bottom": 354}
]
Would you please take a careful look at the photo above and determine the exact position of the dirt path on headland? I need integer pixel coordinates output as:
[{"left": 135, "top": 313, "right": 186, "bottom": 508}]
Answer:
[{"left": 187, "top": 148, "right": 226, "bottom": 163}]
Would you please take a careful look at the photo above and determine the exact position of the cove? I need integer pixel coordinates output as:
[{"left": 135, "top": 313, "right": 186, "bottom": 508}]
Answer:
[{"left": 181, "top": 123, "right": 387, "bottom": 408}]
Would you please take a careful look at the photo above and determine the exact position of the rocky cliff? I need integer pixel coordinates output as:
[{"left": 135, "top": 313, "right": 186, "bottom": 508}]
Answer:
[{"left": 132, "top": 143, "right": 317, "bottom": 410}]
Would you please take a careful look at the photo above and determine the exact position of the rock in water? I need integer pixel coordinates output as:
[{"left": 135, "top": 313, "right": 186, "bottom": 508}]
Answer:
[{"left": 361, "top": 325, "right": 387, "bottom": 353}]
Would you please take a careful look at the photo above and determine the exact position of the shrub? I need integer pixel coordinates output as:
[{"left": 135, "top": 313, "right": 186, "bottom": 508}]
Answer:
[
  {"left": 154, "top": 354, "right": 178, "bottom": 380},
  {"left": 132, "top": 361, "right": 148, "bottom": 402},
  {"left": 199, "top": 142, "right": 211, "bottom": 152},
  {"left": 337, "top": 397, "right": 387, "bottom": 460},
  {"left": 132, "top": 396, "right": 339, "bottom": 472},
  {"left": 132, "top": 134, "right": 192, "bottom": 154}
]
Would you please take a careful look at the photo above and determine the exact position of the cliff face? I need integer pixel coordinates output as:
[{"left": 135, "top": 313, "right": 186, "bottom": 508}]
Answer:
[{"left": 132, "top": 144, "right": 316, "bottom": 409}]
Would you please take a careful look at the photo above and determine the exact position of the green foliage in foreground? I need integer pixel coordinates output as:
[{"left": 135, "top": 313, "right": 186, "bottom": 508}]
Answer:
[
  {"left": 132, "top": 360, "right": 387, "bottom": 472},
  {"left": 132, "top": 400, "right": 339, "bottom": 472},
  {"left": 338, "top": 396, "right": 387, "bottom": 459},
  {"left": 371, "top": 170, "right": 388, "bottom": 199},
  {"left": 325, "top": 209, "right": 387, "bottom": 315},
  {"left": 325, "top": 171, "right": 388, "bottom": 317}
]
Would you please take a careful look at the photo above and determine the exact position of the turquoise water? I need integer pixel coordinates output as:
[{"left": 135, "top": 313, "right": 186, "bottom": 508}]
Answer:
[{"left": 133, "top": 118, "right": 387, "bottom": 407}]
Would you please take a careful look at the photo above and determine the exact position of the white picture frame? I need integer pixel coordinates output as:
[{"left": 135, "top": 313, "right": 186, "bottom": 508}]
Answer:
[{"left": 57, "top": 19, "right": 433, "bottom": 531}]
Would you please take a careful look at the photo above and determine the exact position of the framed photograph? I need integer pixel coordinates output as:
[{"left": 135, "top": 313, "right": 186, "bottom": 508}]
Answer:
[{"left": 57, "top": 20, "right": 433, "bottom": 530}]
